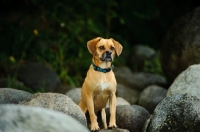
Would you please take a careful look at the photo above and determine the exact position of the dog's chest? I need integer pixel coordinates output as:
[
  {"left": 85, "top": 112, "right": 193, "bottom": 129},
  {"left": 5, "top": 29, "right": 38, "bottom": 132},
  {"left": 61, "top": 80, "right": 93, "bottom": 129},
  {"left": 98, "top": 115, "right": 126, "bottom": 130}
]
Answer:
[
  {"left": 96, "top": 74, "right": 111, "bottom": 91},
  {"left": 88, "top": 69, "right": 115, "bottom": 95},
  {"left": 94, "top": 80, "right": 110, "bottom": 94},
  {"left": 98, "top": 82, "right": 109, "bottom": 91},
  {"left": 94, "top": 81, "right": 111, "bottom": 111}
]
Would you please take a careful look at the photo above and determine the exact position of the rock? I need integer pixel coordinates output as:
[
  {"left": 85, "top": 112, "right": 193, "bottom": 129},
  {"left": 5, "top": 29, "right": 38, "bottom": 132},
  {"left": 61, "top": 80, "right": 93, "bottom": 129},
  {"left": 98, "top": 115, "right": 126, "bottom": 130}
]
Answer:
[
  {"left": 142, "top": 117, "right": 151, "bottom": 132},
  {"left": 99, "top": 128, "right": 130, "bottom": 132},
  {"left": 127, "top": 45, "right": 156, "bottom": 71},
  {"left": 114, "top": 66, "right": 132, "bottom": 75},
  {"left": 66, "top": 88, "right": 81, "bottom": 104},
  {"left": 146, "top": 94, "right": 200, "bottom": 132},
  {"left": 116, "top": 84, "right": 140, "bottom": 104},
  {"left": 0, "top": 104, "right": 89, "bottom": 132},
  {"left": 160, "top": 6, "right": 200, "bottom": 83},
  {"left": 114, "top": 66, "right": 166, "bottom": 90},
  {"left": 20, "top": 93, "right": 87, "bottom": 126},
  {"left": 131, "top": 72, "right": 166, "bottom": 90},
  {"left": 115, "top": 97, "right": 131, "bottom": 106},
  {"left": 0, "top": 88, "right": 32, "bottom": 104},
  {"left": 0, "top": 78, "right": 24, "bottom": 88},
  {"left": 138, "top": 85, "right": 167, "bottom": 113},
  {"left": 10, "top": 62, "right": 61, "bottom": 92},
  {"left": 106, "top": 105, "right": 150, "bottom": 132},
  {"left": 106, "top": 97, "right": 130, "bottom": 108},
  {"left": 167, "top": 64, "right": 200, "bottom": 99}
]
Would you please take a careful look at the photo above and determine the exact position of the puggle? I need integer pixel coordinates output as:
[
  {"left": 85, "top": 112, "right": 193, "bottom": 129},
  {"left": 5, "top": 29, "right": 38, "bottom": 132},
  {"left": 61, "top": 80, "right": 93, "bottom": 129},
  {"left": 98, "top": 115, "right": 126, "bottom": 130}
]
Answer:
[{"left": 79, "top": 37, "right": 123, "bottom": 131}]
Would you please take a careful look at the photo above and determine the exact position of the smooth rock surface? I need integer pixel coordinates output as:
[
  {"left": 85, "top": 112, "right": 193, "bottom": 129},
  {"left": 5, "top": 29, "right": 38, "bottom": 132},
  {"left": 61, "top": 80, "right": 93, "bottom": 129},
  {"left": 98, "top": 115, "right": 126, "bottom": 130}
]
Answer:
[
  {"left": 20, "top": 93, "right": 87, "bottom": 126},
  {"left": 11, "top": 63, "right": 61, "bottom": 92},
  {"left": 167, "top": 64, "right": 200, "bottom": 100},
  {"left": 0, "top": 104, "right": 89, "bottom": 132},
  {"left": 0, "top": 88, "right": 32, "bottom": 104},
  {"left": 138, "top": 85, "right": 167, "bottom": 113},
  {"left": 114, "top": 67, "right": 166, "bottom": 90},
  {"left": 117, "top": 84, "right": 140, "bottom": 104},
  {"left": 106, "top": 105, "right": 150, "bottom": 132},
  {"left": 66, "top": 88, "right": 81, "bottom": 104},
  {"left": 106, "top": 97, "right": 130, "bottom": 108}
]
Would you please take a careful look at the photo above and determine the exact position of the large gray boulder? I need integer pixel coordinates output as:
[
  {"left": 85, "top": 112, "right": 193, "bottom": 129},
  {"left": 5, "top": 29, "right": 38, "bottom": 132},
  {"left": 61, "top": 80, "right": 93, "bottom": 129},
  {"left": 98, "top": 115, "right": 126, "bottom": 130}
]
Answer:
[
  {"left": 114, "top": 67, "right": 166, "bottom": 90},
  {"left": 66, "top": 88, "right": 82, "bottom": 104},
  {"left": 115, "top": 97, "right": 130, "bottom": 106},
  {"left": 0, "top": 104, "right": 89, "bottom": 132},
  {"left": 138, "top": 85, "right": 167, "bottom": 113},
  {"left": 160, "top": 6, "right": 200, "bottom": 83},
  {"left": 113, "top": 66, "right": 132, "bottom": 75},
  {"left": 106, "top": 97, "right": 130, "bottom": 108},
  {"left": 11, "top": 63, "right": 61, "bottom": 92},
  {"left": 146, "top": 94, "right": 200, "bottom": 132},
  {"left": 0, "top": 88, "right": 32, "bottom": 104},
  {"left": 106, "top": 105, "right": 150, "bottom": 132},
  {"left": 167, "top": 64, "right": 200, "bottom": 99},
  {"left": 20, "top": 93, "right": 87, "bottom": 126},
  {"left": 116, "top": 84, "right": 140, "bottom": 104},
  {"left": 127, "top": 44, "right": 156, "bottom": 71}
]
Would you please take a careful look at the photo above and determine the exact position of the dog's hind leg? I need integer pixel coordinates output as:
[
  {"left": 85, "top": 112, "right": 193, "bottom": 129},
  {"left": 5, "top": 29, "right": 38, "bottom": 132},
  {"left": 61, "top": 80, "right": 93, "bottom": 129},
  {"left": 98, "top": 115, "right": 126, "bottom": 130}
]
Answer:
[{"left": 101, "top": 108, "right": 107, "bottom": 129}]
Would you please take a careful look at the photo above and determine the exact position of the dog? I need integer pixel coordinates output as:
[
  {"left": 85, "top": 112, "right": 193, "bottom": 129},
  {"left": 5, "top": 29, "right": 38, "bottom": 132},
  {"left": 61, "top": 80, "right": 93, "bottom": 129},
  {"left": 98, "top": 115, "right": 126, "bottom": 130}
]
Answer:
[{"left": 79, "top": 37, "right": 123, "bottom": 131}]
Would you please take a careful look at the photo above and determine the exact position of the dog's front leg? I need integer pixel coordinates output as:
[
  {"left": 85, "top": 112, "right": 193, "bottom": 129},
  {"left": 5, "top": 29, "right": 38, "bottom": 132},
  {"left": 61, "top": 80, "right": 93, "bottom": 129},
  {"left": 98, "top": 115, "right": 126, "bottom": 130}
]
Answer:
[
  {"left": 108, "top": 93, "right": 117, "bottom": 128},
  {"left": 87, "top": 94, "right": 100, "bottom": 131},
  {"left": 101, "top": 108, "right": 107, "bottom": 129}
]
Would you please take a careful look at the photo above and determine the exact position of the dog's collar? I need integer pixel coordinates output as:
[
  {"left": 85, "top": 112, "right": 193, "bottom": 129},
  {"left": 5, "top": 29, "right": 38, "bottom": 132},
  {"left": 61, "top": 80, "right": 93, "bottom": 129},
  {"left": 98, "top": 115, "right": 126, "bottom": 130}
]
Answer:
[{"left": 92, "top": 62, "right": 114, "bottom": 73}]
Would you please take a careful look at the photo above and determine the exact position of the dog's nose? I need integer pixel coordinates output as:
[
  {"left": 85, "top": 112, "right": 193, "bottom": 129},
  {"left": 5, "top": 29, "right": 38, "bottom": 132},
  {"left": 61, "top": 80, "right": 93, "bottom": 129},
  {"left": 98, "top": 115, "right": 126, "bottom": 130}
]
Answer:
[{"left": 106, "top": 51, "right": 112, "bottom": 55}]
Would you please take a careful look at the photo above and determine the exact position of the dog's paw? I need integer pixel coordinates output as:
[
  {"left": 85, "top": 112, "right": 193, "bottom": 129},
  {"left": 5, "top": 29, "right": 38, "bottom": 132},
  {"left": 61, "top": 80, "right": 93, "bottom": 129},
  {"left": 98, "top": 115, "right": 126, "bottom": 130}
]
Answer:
[
  {"left": 91, "top": 122, "right": 100, "bottom": 132},
  {"left": 91, "top": 127, "right": 100, "bottom": 132},
  {"left": 108, "top": 122, "right": 117, "bottom": 129}
]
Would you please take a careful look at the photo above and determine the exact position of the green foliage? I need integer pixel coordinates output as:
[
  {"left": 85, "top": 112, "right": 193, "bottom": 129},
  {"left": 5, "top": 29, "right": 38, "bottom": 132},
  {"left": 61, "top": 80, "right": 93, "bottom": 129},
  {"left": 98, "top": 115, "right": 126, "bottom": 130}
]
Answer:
[
  {"left": 143, "top": 55, "right": 163, "bottom": 75},
  {"left": 6, "top": 75, "right": 45, "bottom": 93}
]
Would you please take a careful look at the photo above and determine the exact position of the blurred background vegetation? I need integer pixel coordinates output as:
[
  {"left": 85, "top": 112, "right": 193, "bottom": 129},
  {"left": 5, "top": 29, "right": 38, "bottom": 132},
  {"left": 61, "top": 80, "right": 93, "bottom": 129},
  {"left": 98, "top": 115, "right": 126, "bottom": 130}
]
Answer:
[{"left": 0, "top": 0, "right": 200, "bottom": 87}]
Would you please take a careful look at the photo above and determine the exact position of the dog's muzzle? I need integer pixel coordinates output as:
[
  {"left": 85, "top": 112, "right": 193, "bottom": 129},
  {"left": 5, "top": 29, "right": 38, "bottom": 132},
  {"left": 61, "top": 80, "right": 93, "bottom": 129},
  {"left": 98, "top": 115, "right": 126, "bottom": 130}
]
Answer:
[{"left": 100, "top": 51, "right": 113, "bottom": 62}]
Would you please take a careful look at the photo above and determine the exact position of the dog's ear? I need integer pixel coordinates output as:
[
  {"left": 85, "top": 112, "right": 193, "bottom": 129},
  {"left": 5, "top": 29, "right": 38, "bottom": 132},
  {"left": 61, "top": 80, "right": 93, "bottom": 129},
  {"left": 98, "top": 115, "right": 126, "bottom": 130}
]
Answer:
[
  {"left": 111, "top": 38, "right": 123, "bottom": 56},
  {"left": 87, "top": 37, "right": 101, "bottom": 55}
]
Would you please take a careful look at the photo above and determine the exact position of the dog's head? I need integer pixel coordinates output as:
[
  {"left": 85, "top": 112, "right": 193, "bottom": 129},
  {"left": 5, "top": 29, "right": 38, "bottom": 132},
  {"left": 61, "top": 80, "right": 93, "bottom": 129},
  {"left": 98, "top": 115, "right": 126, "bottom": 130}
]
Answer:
[{"left": 87, "top": 37, "right": 123, "bottom": 62}]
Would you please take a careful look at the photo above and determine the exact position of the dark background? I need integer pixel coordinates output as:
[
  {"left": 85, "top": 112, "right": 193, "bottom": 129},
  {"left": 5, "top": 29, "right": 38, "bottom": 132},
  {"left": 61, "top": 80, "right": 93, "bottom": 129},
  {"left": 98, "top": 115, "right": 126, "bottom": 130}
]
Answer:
[{"left": 1, "top": 0, "right": 200, "bottom": 87}]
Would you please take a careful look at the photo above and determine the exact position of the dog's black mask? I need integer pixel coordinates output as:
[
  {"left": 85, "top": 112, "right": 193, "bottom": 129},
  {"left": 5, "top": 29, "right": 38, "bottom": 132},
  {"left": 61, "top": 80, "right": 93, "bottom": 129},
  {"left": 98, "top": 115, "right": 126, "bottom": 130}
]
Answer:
[{"left": 100, "top": 50, "right": 113, "bottom": 62}]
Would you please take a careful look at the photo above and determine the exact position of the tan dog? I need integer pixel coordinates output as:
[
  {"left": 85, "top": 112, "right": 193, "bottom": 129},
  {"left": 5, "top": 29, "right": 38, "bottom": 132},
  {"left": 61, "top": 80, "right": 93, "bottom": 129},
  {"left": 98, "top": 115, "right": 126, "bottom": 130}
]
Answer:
[{"left": 79, "top": 37, "right": 123, "bottom": 131}]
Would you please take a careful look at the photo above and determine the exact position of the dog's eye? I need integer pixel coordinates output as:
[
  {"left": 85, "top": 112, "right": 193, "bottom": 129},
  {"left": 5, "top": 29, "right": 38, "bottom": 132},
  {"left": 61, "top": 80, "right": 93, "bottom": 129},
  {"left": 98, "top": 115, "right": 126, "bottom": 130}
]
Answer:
[
  {"left": 110, "top": 46, "right": 115, "bottom": 50},
  {"left": 99, "top": 46, "right": 105, "bottom": 50}
]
